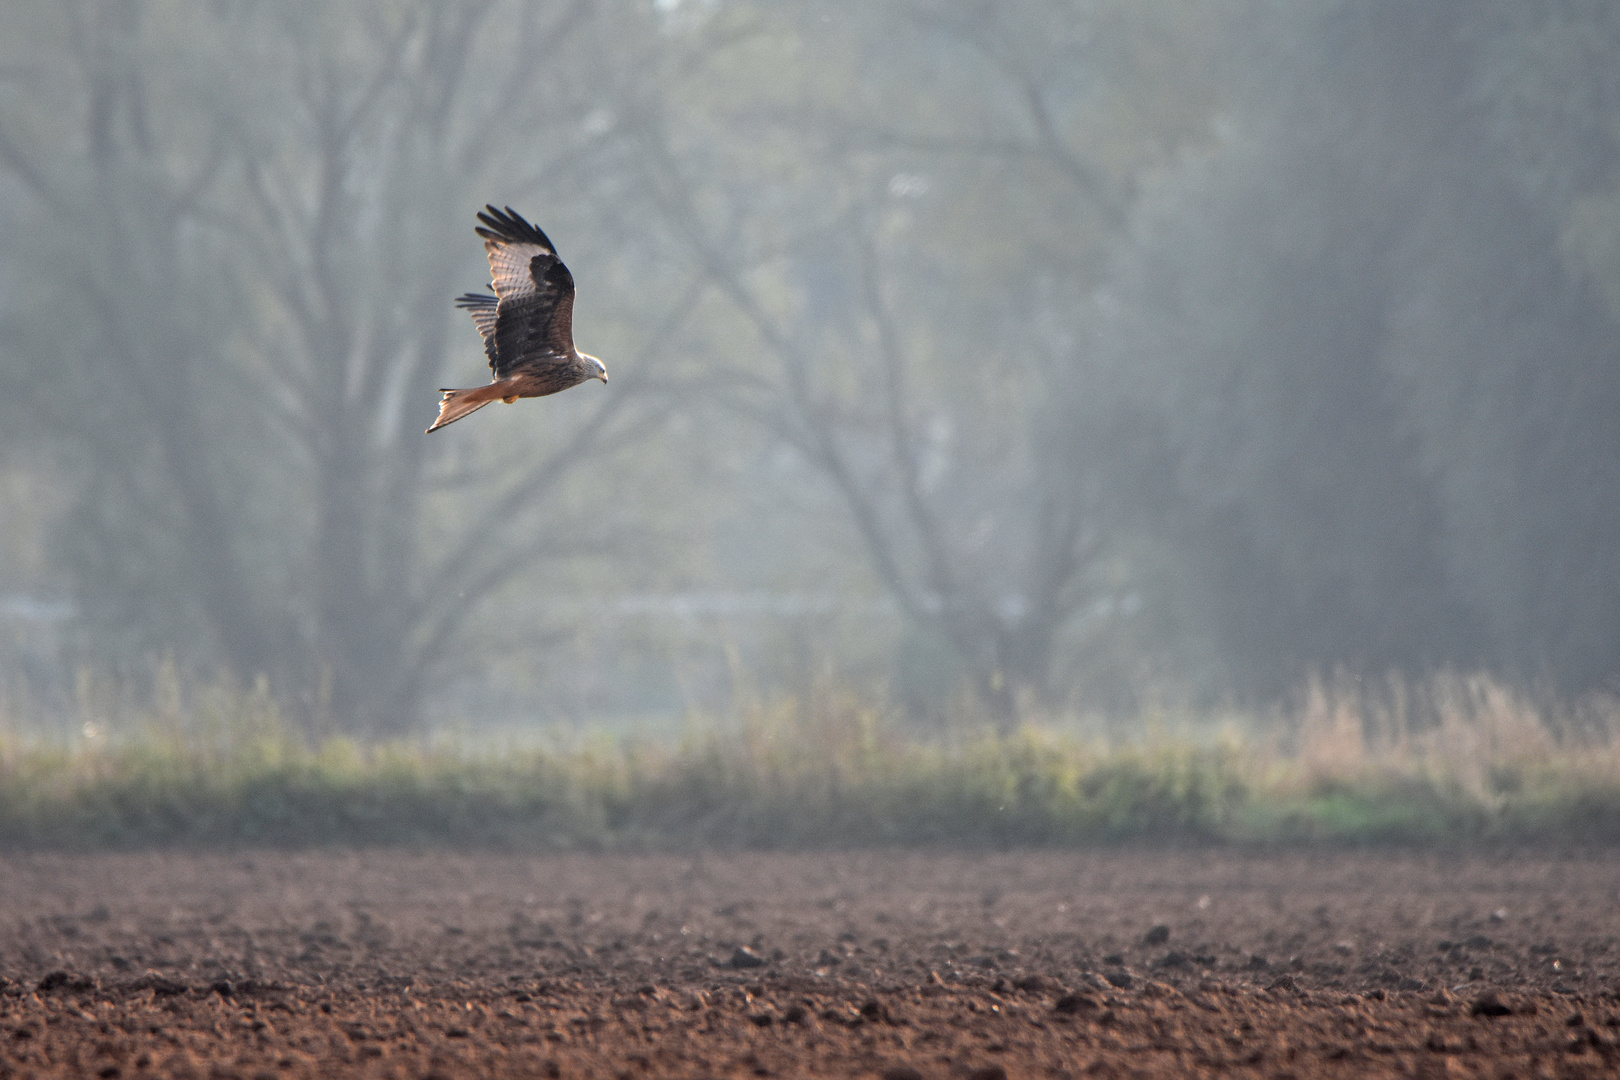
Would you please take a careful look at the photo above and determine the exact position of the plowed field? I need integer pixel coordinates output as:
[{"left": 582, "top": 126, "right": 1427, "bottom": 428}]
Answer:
[{"left": 1, "top": 849, "right": 1616, "bottom": 1078}]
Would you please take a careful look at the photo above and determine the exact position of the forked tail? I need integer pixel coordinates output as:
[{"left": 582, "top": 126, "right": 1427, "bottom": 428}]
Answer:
[{"left": 426, "top": 383, "right": 507, "bottom": 433}]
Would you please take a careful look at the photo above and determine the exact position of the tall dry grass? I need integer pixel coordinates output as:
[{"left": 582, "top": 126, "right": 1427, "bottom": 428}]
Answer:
[
  {"left": 1244, "top": 671, "right": 1620, "bottom": 837},
  {"left": 0, "top": 666, "right": 1616, "bottom": 847}
]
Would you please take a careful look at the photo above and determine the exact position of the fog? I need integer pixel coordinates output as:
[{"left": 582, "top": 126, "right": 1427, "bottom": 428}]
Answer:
[{"left": 1, "top": 0, "right": 1616, "bottom": 735}]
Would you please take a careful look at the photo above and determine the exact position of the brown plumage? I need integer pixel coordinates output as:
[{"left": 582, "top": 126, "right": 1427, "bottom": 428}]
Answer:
[{"left": 427, "top": 205, "right": 607, "bottom": 433}]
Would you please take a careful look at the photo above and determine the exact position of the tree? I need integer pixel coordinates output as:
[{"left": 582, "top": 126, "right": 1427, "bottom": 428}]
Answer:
[
  {"left": 0, "top": 0, "right": 683, "bottom": 731},
  {"left": 1091, "top": 0, "right": 1620, "bottom": 695},
  {"left": 606, "top": 0, "right": 1244, "bottom": 721}
]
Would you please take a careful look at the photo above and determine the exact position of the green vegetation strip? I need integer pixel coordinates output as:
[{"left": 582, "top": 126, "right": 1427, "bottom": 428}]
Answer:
[{"left": 3, "top": 716, "right": 1620, "bottom": 848}]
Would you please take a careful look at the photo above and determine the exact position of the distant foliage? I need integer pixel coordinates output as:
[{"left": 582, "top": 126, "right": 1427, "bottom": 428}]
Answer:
[
  {"left": 1, "top": 1, "right": 1618, "bottom": 722},
  {"left": 1093, "top": 2, "right": 1620, "bottom": 696}
]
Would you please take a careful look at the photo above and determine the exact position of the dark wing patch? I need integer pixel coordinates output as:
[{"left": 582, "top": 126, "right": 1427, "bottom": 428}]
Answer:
[
  {"left": 549, "top": 287, "right": 577, "bottom": 359},
  {"left": 490, "top": 251, "right": 578, "bottom": 380},
  {"left": 453, "top": 292, "right": 499, "bottom": 370},
  {"left": 533, "top": 254, "right": 576, "bottom": 357}
]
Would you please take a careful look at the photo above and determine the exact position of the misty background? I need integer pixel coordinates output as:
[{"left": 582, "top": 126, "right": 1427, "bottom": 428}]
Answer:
[{"left": 0, "top": 0, "right": 1616, "bottom": 737}]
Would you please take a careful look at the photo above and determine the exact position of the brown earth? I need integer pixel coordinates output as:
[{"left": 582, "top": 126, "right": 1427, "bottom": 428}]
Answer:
[{"left": 0, "top": 848, "right": 1617, "bottom": 1078}]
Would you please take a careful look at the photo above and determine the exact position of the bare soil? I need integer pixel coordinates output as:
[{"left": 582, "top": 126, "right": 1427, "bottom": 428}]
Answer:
[{"left": 0, "top": 848, "right": 1616, "bottom": 1078}]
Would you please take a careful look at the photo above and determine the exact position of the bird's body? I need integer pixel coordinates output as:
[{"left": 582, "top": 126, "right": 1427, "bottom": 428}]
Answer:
[{"left": 427, "top": 205, "right": 606, "bottom": 433}]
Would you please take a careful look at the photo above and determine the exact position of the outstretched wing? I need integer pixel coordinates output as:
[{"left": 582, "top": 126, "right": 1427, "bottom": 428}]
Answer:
[
  {"left": 453, "top": 291, "right": 499, "bottom": 370},
  {"left": 474, "top": 205, "right": 579, "bottom": 380}
]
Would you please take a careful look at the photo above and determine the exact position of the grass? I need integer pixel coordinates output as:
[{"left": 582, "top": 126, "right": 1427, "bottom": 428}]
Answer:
[{"left": 1, "top": 671, "right": 1618, "bottom": 849}]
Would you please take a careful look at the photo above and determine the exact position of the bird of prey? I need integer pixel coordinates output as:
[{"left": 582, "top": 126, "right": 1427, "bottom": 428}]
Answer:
[{"left": 426, "top": 205, "right": 607, "bottom": 433}]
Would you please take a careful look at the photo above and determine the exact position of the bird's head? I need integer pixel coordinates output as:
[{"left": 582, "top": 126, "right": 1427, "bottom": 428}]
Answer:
[{"left": 580, "top": 352, "right": 607, "bottom": 383}]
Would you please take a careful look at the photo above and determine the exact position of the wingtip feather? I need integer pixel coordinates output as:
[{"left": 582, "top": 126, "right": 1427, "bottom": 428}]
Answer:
[{"left": 472, "top": 203, "right": 556, "bottom": 252}]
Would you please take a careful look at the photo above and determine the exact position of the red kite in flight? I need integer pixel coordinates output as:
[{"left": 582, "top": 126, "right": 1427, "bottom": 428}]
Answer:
[{"left": 427, "top": 205, "right": 607, "bottom": 433}]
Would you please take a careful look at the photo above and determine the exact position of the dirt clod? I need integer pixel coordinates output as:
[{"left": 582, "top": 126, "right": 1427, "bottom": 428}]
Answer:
[
  {"left": 1053, "top": 992, "right": 1098, "bottom": 1014},
  {"left": 728, "top": 945, "right": 768, "bottom": 969}
]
